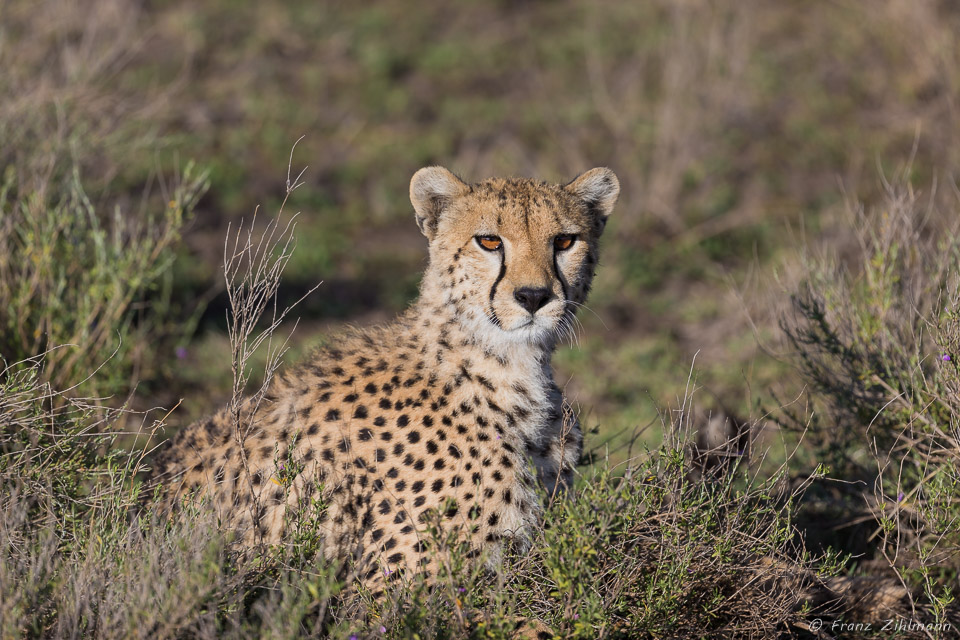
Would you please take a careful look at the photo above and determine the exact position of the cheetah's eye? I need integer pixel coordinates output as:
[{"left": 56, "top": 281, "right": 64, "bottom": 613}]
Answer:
[
  {"left": 476, "top": 235, "right": 502, "bottom": 251},
  {"left": 553, "top": 234, "right": 576, "bottom": 251}
]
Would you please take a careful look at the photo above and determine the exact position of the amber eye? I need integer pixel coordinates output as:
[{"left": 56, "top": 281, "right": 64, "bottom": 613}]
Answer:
[
  {"left": 476, "top": 235, "right": 502, "bottom": 251},
  {"left": 554, "top": 234, "right": 576, "bottom": 251}
]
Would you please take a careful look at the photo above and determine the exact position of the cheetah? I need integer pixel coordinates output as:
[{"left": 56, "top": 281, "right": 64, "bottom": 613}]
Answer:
[{"left": 151, "top": 166, "right": 619, "bottom": 590}]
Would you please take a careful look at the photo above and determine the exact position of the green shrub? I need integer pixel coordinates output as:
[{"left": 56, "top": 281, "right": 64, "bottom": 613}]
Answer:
[
  {"left": 0, "top": 165, "right": 207, "bottom": 397},
  {"left": 781, "top": 179, "right": 960, "bottom": 623}
]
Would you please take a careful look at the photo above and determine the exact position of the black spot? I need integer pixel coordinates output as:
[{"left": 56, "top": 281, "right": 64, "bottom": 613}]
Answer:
[
  {"left": 325, "top": 409, "right": 340, "bottom": 422},
  {"left": 431, "top": 479, "right": 443, "bottom": 493},
  {"left": 450, "top": 476, "right": 463, "bottom": 487},
  {"left": 307, "top": 423, "right": 319, "bottom": 436},
  {"left": 433, "top": 459, "right": 445, "bottom": 470},
  {"left": 393, "top": 443, "right": 405, "bottom": 455},
  {"left": 379, "top": 398, "right": 391, "bottom": 410},
  {"left": 387, "top": 553, "right": 403, "bottom": 564},
  {"left": 372, "top": 528, "right": 384, "bottom": 542},
  {"left": 503, "top": 489, "right": 512, "bottom": 504},
  {"left": 378, "top": 500, "right": 392, "bottom": 515},
  {"left": 397, "top": 415, "right": 410, "bottom": 427},
  {"left": 358, "top": 428, "right": 373, "bottom": 441},
  {"left": 422, "top": 415, "right": 434, "bottom": 427},
  {"left": 413, "top": 459, "right": 425, "bottom": 471},
  {"left": 375, "top": 448, "right": 386, "bottom": 462},
  {"left": 487, "top": 513, "right": 500, "bottom": 526},
  {"left": 492, "top": 471, "right": 503, "bottom": 481},
  {"left": 448, "top": 444, "right": 462, "bottom": 458},
  {"left": 322, "top": 449, "right": 334, "bottom": 462},
  {"left": 395, "top": 480, "right": 407, "bottom": 491},
  {"left": 387, "top": 467, "right": 399, "bottom": 478},
  {"left": 500, "top": 455, "right": 513, "bottom": 468},
  {"left": 407, "top": 431, "right": 420, "bottom": 444},
  {"left": 344, "top": 393, "right": 358, "bottom": 403},
  {"left": 353, "top": 405, "right": 368, "bottom": 419},
  {"left": 364, "top": 382, "right": 378, "bottom": 394},
  {"left": 426, "top": 440, "right": 438, "bottom": 454},
  {"left": 412, "top": 480, "right": 424, "bottom": 493},
  {"left": 393, "top": 510, "right": 407, "bottom": 524},
  {"left": 338, "top": 437, "right": 351, "bottom": 453},
  {"left": 414, "top": 495, "right": 426, "bottom": 507},
  {"left": 374, "top": 416, "right": 386, "bottom": 426}
]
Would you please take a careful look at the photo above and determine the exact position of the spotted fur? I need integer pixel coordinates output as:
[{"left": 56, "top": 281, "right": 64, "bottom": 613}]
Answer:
[{"left": 151, "top": 166, "right": 619, "bottom": 591}]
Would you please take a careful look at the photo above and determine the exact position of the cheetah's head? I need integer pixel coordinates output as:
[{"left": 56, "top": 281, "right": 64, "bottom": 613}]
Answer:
[{"left": 410, "top": 167, "right": 619, "bottom": 347}]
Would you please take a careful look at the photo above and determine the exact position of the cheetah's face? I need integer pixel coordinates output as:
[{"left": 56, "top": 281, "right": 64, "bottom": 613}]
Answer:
[{"left": 410, "top": 167, "right": 619, "bottom": 346}]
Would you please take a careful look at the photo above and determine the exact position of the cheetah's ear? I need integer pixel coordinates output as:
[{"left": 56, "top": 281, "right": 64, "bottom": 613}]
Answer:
[
  {"left": 410, "top": 166, "right": 470, "bottom": 240},
  {"left": 564, "top": 168, "right": 619, "bottom": 233}
]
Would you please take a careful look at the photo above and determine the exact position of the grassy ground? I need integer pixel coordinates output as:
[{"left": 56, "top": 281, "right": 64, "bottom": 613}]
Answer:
[{"left": 3, "top": 0, "right": 960, "bottom": 637}]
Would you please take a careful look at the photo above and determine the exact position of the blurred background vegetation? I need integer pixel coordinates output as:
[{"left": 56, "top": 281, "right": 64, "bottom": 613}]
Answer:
[{"left": 3, "top": 0, "right": 959, "bottom": 443}]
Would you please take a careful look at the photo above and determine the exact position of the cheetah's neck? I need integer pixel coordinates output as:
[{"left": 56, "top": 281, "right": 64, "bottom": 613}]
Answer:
[{"left": 403, "top": 274, "right": 559, "bottom": 444}]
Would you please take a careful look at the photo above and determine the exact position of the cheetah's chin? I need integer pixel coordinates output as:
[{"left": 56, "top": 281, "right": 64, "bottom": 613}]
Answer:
[{"left": 498, "top": 316, "right": 562, "bottom": 343}]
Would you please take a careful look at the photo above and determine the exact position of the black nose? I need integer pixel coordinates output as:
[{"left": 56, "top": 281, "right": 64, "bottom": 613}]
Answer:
[{"left": 513, "top": 287, "right": 552, "bottom": 314}]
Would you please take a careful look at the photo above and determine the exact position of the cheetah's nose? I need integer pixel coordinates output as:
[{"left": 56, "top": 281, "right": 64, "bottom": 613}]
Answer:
[{"left": 513, "top": 287, "right": 552, "bottom": 314}]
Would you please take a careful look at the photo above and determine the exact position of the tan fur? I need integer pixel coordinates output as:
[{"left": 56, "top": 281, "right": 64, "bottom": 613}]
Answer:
[{"left": 150, "top": 167, "right": 618, "bottom": 593}]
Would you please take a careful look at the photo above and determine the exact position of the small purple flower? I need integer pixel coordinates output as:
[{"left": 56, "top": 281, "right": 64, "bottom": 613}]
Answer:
[
  {"left": 458, "top": 586, "right": 466, "bottom": 593},
  {"left": 496, "top": 434, "right": 501, "bottom": 440},
  {"left": 384, "top": 568, "right": 392, "bottom": 576},
  {"left": 573, "top": 613, "right": 580, "bottom": 620},
  {"left": 897, "top": 491, "right": 905, "bottom": 503},
  {"left": 379, "top": 626, "right": 387, "bottom": 634},
  {"left": 350, "top": 636, "right": 358, "bottom": 640},
  {"left": 175, "top": 346, "right": 188, "bottom": 360},
  {"left": 942, "top": 354, "right": 952, "bottom": 362}
]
